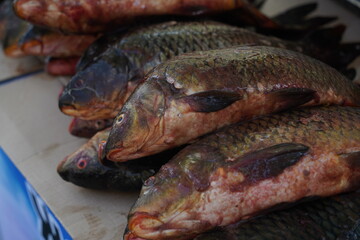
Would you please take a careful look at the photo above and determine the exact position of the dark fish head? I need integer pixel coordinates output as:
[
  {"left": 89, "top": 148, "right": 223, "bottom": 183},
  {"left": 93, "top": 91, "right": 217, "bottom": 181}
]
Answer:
[
  {"left": 57, "top": 129, "right": 112, "bottom": 189},
  {"left": 126, "top": 148, "right": 215, "bottom": 240},
  {"left": 104, "top": 80, "right": 166, "bottom": 161},
  {"left": 59, "top": 49, "right": 133, "bottom": 120}
]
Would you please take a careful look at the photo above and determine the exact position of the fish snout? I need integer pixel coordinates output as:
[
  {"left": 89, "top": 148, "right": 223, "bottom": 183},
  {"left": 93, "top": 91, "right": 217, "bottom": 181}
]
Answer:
[
  {"left": 58, "top": 92, "right": 76, "bottom": 111},
  {"left": 57, "top": 157, "right": 70, "bottom": 181},
  {"left": 103, "top": 133, "right": 124, "bottom": 161},
  {"left": 128, "top": 212, "right": 163, "bottom": 239}
]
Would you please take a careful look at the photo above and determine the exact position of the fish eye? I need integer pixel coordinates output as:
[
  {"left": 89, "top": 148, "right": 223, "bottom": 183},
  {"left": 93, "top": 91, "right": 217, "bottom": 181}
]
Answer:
[
  {"left": 77, "top": 159, "right": 87, "bottom": 169},
  {"left": 116, "top": 113, "right": 125, "bottom": 124}
]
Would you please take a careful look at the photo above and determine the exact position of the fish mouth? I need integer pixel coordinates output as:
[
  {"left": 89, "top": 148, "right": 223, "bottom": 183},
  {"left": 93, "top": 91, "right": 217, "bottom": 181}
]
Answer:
[
  {"left": 105, "top": 147, "right": 124, "bottom": 162},
  {"left": 128, "top": 212, "right": 166, "bottom": 239},
  {"left": 128, "top": 212, "right": 210, "bottom": 240},
  {"left": 58, "top": 92, "right": 76, "bottom": 111}
]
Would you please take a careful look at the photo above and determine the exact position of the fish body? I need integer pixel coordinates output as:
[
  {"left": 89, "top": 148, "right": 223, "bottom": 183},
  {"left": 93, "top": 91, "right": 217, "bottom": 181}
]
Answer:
[
  {"left": 60, "top": 21, "right": 333, "bottom": 120},
  {"left": 13, "top": 0, "right": 268, "bottom": 33},
  {"left": 57, "top": 128, "right": 178, "bottom": 191},
  {"left": 68, "top": 118, "right": 113, "bottom": 138},
  {"left": 104, "top": 46, "right": 360, "bottom": 161},
  {"left": 194, "top": 191, "right": 360, "bottom": 240},
  {"left": 126, "top": 106, "right": 360, "bottom": 240}
]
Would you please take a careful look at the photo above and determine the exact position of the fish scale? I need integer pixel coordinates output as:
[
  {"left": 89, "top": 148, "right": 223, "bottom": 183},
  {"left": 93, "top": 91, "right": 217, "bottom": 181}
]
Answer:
[
  {"left": 126, "top": 106, "right": 360, "bottom": 240},
  {"left": 155, "top": 47, "right": 355, "bottom": 98},
  {"left": 195, "top": 192, "right": 360, "bottom": 240},
  {"left": 198, "top": 107, "right": 359, "bottom": 161}
]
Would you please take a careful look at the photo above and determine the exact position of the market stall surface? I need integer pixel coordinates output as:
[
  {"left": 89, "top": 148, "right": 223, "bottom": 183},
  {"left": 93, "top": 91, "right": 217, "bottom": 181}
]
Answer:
[{"left": 0, "top": 0, "right": 359, "bottom": 239}]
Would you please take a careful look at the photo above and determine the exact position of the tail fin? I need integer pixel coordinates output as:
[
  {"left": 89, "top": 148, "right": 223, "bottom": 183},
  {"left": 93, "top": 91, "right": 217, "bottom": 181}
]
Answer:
[
  {"left": 340, "top": 68, "right": 357, "bottom": 81},
  {"left": 249, "top": 0, "right": 267, "bottom": 9},
  {"left": 302, "top": 25, "right": 360, "bottom": 73},
  {"left": 329, "top": 43, "right": 360, "bottom": 71},
  {"left": 256, "top": 3, "right": 337, "bottom": 40},
  {"left": 302, "top": 24, "right": 345, "bottom": 48},
  {"left": 272, "top": 3, "right": 318, "bottom": 25}
]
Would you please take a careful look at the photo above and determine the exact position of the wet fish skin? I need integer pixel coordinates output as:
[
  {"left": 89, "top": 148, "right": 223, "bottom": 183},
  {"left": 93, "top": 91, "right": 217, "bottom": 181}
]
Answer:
[
  {"left": 13, "top": 0, "right": 255, "bottom": 33},
  {"left": 17, "top": 26, "right": 99, "bottom": 57},
  {"left": 59, "top": 21, "right": 317, "bottom": 120},
  {"left": 57, "top": 128, "right": 178, "bottom": 191},
  {"left": 68, "top": 118, "right": 113, "bottom": 138},
  {"left": 193, "top": 191, "right": 360, "bottom": 240},
  {"left": 126, "top": 106, "right": 360, "bottom": 240},
  {"left": 104, "top": 46, "right": 360, "bottom": 161}
]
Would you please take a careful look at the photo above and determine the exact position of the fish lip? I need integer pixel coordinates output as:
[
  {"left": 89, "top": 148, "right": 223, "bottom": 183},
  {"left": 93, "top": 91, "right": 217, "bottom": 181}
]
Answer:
[
  {"left": 129, "top": 211, "right": 205, "bottom": 240},
  {"left": 58, "top": 95, "right": 76, "bottom": 110},
  {"left": 128, "top": 212, "right": 164, "bottom": 238},
  {"left": 105, "top": 147, "right": 124, "bottom": 162},
  {"left": 124, "top": 231, "right": 146, "bottom": 240}
]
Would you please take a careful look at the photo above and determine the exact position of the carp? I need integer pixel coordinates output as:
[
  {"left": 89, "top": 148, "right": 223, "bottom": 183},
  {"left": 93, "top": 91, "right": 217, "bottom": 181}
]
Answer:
[
  {"left": 103, "top": 46, "right": 360, "bottom": 161},
  {"left": 59, "top": 21, "right": 352, "bottom": 120},
  {"left": 57, "top": 128, "right": 180, "bottom": 191},
  {"left": 125, "top": 106, "right": 360, "bottom": 239}
]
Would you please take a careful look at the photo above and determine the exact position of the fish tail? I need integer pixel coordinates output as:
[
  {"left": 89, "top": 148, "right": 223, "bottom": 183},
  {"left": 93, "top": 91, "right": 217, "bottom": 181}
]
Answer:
[
  {"left": 250, "top": 0, "right": 267, "bottom": 9},
  {"left": 255, "top": 3, "right": 337, "bottom": 40},
  {"left": 272, "top": 3, "right": 318, "bottom": 25},
  {"left": 301, "top": 24, "right": 360, "bottom": 79},
  {"left": 302, "top": 24, "right": 345, "bottom": 49},
  {"left": 329, "top": 43, "right": 360, "bottom": 75}
]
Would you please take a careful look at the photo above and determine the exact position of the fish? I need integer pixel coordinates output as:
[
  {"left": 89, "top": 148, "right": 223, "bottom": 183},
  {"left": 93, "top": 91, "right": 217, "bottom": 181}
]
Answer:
[
  {"left": 16, "top": 26, "right": 99, "bottom": 57},
  {"left": 193, "top": 191, "right": 360, "bottom": 240},
  {"left": 1, "top": 0, "right": 31, "bottom": 57},
  {"left": 45, "top": 57, "right": 79, "bottom": 76},
  {"left": 125, "top": 106, "right": 360, "bottom": 240},
  {"left": 59, "top": 21, "right": 350, "bottom": 120},
  {"left": 68, "top": 117, "right": 113, "bottom": 138},
  {"left": 13, "top": 0, "right": 275, "bottom": 33},
  {"left": 57, "top": 128, "right": 180, "bottom": 191},
  {"left": 103, "top": 46, "right": 360, "bottom": 162}
]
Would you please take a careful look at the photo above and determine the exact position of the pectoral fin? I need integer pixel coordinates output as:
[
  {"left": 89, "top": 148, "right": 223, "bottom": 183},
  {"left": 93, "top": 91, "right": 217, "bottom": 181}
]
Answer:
[
  {"left": 267, "top": 88, "right": 317, "bottom": 110},
  {"left": 232, "top": 143, "right": 309, "bottom": 186},
  {"left": 182, "top": 90, "right": 242, "bottom": 113}
]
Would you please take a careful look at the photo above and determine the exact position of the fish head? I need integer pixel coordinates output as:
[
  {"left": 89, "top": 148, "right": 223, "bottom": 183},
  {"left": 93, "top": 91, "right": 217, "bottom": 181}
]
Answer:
[
  {"left": 57, "top": 130, "right": 112, "bottom": 189},
  {"left": 58, "top": 49, "right": 133, "bottom": 119},
  {"left": 104, "top": 80, "right": 166, "bottom": 161},
  {"left": 126, "top": 147, "right": 220, "bottom": 239}
]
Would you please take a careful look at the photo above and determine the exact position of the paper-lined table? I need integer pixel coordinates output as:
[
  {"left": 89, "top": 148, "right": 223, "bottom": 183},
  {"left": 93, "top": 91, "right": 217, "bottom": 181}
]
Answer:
[{"left": 0, "top": 0, "right": 359, "bottom": 239}]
